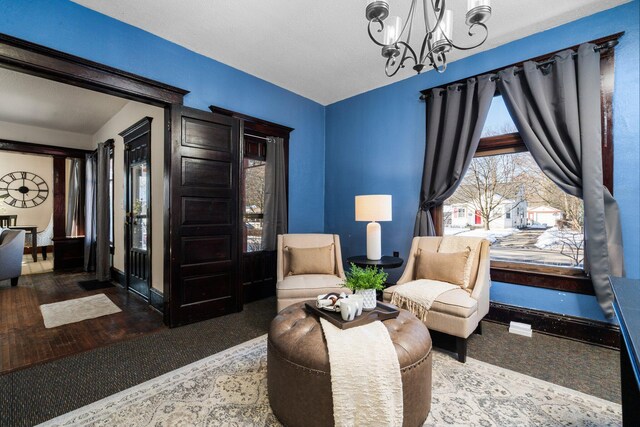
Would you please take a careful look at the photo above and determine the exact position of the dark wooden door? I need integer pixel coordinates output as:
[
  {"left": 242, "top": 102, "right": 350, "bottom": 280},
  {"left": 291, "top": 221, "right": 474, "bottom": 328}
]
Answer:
[
  {"left": 121, "top": 118, "right": 152, "bottom": 300},
  {"left": 168, "top": 106, "right": 242, "bottom": 326}
]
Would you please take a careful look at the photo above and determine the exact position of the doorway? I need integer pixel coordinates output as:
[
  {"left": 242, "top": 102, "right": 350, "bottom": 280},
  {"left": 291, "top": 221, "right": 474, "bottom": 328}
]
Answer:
[{"left": 122, "top": 118, "right": 152, "bottom": 300}]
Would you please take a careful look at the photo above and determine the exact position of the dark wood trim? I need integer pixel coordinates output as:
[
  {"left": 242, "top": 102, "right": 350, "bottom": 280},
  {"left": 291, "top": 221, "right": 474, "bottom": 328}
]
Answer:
[
  {"left": 209, "top": 105, "right": 294, "bottom": 137},
  {"left": 490, "top": 264, "right": 595, "bottom": 295},
  {"left": 150, "top": 287, "right": 164, "bottom": 313},
  {"left": 51, "top": 236, "right": 84, "bottom": 270},
  {"left": 0, "top": 32, "right": 188, "bottom": 106},
  {"left": 0, "top": 138, "right": 92, "bottom": 158},
  {"left": 52, "top": 156, "right": 66, "bottom": 239},
  {"left": 420, "top": 32, "right": 624, "bottom": 95},
  {"left": 486, "top": 301, "right": 620, "bottom": 349},
  {"left": 476, "top": 133, "right": 526, "bottom": 155},
  {"left": 111, "top": 267, "right": 126, "bottom": 287}
]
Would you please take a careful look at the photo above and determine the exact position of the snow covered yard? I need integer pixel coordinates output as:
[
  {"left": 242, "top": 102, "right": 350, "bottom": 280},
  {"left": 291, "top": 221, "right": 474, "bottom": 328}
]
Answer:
[
  {"left": 535, "top": 227, "right": 584, "bottom": 250},
  {"left": 444, "top": 227, "right": 519, "bottom": 244}
]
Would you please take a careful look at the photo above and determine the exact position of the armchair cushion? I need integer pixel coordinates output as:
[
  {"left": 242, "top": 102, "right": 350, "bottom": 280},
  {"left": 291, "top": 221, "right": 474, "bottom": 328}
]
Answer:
[
  {"left": 277, "top": 274, "right": 346, "bottom": 299},
  {"left": 384, "top": 284, "right": 477, "bottom": 318},
  {"left": 438, "top": 236, "right": 483, "bottom": 290},
  {"left": 286, "top": 244, "right": 334, "bottom": 275},
  {"left": 416, "top": 248, "right": 470, "bottom": 287}
]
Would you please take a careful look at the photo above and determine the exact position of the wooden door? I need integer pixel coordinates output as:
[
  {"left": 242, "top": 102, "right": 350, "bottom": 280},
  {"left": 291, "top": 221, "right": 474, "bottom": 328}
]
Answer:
[
  {"left": 168, "top": 106, "right": 242, "bottom": 326},
  {"left": 121, "top": 118, "right": 152, "bottom": 301}
]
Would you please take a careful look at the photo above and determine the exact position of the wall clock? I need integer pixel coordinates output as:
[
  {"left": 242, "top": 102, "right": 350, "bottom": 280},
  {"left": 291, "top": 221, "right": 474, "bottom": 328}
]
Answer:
[{"left": 0, "top": 171, "right": 49, "bottom": 208}]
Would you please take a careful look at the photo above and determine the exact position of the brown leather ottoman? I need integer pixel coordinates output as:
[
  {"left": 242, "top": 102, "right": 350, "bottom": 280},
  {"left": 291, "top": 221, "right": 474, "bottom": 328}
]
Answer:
[{"left": 267, "top": 302, "right": 432, "bottom": 427}]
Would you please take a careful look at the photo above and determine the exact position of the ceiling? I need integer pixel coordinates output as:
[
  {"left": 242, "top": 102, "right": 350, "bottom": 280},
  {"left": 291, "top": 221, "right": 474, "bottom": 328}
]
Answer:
[
  {"left": 72, "top": 0, "right": 628, "bottom": 105},
  {"left": 0, "top": 67, "right": 128, "bottom": 134}
]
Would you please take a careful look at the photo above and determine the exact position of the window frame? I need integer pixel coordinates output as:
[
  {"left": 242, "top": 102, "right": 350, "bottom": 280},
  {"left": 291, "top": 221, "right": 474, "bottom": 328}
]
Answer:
[
  {"left": 242, "top": 151, "right": 266, "bottom": 253},
  {"left": 430, "top": 35, "right": 618, "bottom": 295}
]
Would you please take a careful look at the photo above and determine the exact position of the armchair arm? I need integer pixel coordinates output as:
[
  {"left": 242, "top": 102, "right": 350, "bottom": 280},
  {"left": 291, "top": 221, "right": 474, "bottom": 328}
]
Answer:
[
  {"left": 0, "top": 230, "right": 26, "bottom": 280},
  {"left": 397, "top": 237, "right": 420, "bottom": 285},
  {"left": 470, "top": 240, "right": 491, "bottom": 318}
]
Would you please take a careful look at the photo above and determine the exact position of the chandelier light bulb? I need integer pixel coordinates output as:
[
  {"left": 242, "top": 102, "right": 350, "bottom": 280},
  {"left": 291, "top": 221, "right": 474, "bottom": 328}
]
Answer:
[
  {"left": 382, "top": 16, "right": 402, "bottom": 46},
  {"left": 432, "top": 9, "right": 453, "bottom": 52}
]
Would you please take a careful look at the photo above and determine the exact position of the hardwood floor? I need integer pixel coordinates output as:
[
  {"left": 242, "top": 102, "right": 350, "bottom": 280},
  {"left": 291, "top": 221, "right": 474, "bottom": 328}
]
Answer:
[{"left": 0, "top": 270, "right": 165, "bottom": 374}]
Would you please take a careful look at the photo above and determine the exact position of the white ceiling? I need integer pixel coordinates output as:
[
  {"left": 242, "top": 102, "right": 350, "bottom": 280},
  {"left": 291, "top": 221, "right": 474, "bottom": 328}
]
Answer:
[
  {"left": 0, "top": 67, "right": 128, "bottom": 134},
  {"left": 72, "top": 0, "right": 628, "bottom": 105}
]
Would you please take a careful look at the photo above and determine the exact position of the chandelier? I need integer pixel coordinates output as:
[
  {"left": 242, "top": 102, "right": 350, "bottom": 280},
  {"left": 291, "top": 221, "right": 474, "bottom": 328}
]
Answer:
[{"left": 365, "top": 0, "right": 492, "bottom": 76}]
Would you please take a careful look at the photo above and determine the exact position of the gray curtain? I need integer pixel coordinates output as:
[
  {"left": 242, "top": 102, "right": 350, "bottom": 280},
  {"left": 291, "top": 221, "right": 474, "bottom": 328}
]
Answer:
[
  {"left": 262, "top": 136, "right": 288, "bottom": 250},
  {"left": 83, "top": 143, "right": 111, "bottom": 281},
  {"left": 497, "top": 43, "right": 624, "bottom": 318},
  {"left": 66, "top": 158, "right": 84, "bottom": 237},
  {"left": 84, "top": 153, "right": 96, "bottom": 271},
  {"left": 414, "top": 75, "right": 496, "bottom": 236}
]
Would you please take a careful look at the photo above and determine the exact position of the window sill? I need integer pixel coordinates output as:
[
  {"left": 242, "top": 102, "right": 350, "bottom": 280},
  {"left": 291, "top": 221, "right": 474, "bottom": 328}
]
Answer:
[{"left": 490, "top": 261, "right": 594, "bottom": 295}]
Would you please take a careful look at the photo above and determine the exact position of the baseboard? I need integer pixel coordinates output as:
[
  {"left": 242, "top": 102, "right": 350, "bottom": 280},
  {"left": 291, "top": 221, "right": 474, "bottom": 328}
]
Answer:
[
  {"left": 487, "top": 302, "right": 620, "bottom": 349},
  {"left": 110, "top": 267, "right": 125, "bottom": 287},
  {"left": 150, "top": 288, "right": 164, "bottom": 313}
]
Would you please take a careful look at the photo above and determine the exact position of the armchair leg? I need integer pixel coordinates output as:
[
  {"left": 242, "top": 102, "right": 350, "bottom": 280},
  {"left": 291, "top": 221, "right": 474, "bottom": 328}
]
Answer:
[
  {"left": 10, "top": 277, "right": 19, "bottom": 287},
  {"left": 474, "top": 321, "right": 483, "bottom": 336},
  {"left": 456, "top": 337, "right": 467, "bottom": 363},
  {"left": 42, "top": 246, "right": 47, "bottom": 260}
]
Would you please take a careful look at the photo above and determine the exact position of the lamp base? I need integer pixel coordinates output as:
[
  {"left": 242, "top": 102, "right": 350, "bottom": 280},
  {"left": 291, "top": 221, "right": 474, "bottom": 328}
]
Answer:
[{"left": 366, "top": 221, "right": 382, "bottom": 260}]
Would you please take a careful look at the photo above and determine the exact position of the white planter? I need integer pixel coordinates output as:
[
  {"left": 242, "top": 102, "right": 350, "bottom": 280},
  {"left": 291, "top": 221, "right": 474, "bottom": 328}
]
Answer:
[{"left": 356, "top": 289, "right": 377, "bottom": 311}]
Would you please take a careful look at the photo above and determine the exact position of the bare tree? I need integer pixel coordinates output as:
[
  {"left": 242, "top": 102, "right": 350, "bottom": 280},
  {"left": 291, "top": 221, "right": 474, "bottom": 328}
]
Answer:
[{"left": 449, "top": 153, "right": 527, "bottom": 230}]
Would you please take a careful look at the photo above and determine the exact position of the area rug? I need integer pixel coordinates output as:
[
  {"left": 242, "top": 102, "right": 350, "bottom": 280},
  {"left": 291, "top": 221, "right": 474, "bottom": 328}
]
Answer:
[
  {"left": 40, "top": 294, "right": 122, "bottom": 328},
  {"left": 77, "top": 279, "right": 115, "bottom": 291},
  {"left": 40, "top": 335, "right": 621, "bottom": 426}
]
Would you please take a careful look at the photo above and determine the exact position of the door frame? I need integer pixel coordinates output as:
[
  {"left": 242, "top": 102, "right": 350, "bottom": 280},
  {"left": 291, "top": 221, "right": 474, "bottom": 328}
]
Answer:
[{"left": 0, "top": 33, "right": 189, "bottom": 325}]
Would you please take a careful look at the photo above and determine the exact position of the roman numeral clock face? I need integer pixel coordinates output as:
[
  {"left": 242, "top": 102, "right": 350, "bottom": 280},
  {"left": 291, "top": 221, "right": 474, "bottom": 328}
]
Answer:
[{"left": 0, "top": 171, "right": 49, "bottom": 208}]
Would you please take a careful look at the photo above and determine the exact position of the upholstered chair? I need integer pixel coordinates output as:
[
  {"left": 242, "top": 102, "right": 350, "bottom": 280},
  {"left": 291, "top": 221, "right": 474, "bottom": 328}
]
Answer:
[
  {"left": 276, "top": 234, "right": 351, "bottom": 312},
  {"left": 383, "top": 236, "right": 491, "bottom": 362},
  {"left": 24, "top": 215, "right": 54, "bottom": 260},
  {"left": 0, "top": 229, "right": 26, "bottom": 286}
]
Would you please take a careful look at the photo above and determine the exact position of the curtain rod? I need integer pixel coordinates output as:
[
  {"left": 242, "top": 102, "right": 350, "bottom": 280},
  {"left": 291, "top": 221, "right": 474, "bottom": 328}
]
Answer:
[
  {"left": 419, "top": 39, "right": 619, "bottom": 100},
  {"left": 245, "top": 133, "right": 269, "bottom": 141}
]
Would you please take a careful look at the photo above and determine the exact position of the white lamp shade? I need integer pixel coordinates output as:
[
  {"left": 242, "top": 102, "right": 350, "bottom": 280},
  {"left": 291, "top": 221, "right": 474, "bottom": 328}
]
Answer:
[{"left": 355, "top": 195, "right": 392, "bottom": 222}]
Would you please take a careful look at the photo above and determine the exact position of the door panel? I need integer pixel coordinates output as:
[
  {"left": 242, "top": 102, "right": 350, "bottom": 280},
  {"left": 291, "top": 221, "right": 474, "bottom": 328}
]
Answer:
[
  {"left": 168, "top": 106, "right": 241, "bottom": 326},
  {"left": 122, "top": 118, "right": 152, "bottom": 301}
]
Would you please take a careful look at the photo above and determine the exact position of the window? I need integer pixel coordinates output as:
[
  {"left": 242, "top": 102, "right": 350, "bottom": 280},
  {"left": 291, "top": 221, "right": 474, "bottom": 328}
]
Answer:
[{"left": 244, "top": 158, "right": 266, "bottom": 252}]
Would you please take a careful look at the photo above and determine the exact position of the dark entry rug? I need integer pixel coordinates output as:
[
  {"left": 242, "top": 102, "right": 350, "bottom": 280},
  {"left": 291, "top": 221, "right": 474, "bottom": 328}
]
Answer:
[{"left": 77, "top": 280, "right": 115, "bottom": 291}]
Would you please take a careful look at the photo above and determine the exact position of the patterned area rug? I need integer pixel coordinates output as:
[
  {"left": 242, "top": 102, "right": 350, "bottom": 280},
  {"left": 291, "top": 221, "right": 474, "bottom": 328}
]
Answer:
[
  {"left": 40, "top": 294, "right": 121, "bottom": 328},
  {"left": 41, "top": 335, "right": 621, "bottom": 426}
]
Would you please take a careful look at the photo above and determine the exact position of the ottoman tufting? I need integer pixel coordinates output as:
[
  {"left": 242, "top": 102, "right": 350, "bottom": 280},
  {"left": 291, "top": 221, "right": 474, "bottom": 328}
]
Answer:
[{"left": 267, "top": 302, "right": 433, "bottom": 427}]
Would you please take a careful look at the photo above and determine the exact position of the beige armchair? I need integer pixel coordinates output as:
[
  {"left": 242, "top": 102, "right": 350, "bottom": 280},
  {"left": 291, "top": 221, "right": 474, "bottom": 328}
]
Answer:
[
  {"left": 383, "top": 236, "right": 491, "bottom": 362},
  {"left": 276, "top": 234, "right": 351, "bottom": 312}
]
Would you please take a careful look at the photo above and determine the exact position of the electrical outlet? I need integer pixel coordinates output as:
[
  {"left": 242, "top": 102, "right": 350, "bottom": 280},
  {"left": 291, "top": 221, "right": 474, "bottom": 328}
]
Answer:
[{"left": 393, "top": 251, "right": 399, "bottom": 257}]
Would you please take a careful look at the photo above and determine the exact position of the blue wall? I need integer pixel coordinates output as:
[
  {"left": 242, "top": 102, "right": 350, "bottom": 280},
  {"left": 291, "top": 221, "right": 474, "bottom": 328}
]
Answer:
[
  {"left": 0, "top": 0, "right": 326, "bottom": 233},
  {"left": 325, "top": 1, "right": 639, "bottom": 323}
]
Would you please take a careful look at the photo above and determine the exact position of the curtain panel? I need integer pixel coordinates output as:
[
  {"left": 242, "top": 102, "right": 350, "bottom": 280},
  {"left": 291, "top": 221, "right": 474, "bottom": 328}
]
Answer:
[
  {"left": 414, "top": 75, "right": 496, "bottom": 236},
  {"left": 262, "top": 136, "right": 288, "bottom": 251},
  {"left": 65, "top": 158, "right": 84, "bottom": 237},
  {"left": 83, "top": 152, "right": 96, "bottom": 272},
  {"left": 497, "top": 43, "right": 624, "bottom": 317}
]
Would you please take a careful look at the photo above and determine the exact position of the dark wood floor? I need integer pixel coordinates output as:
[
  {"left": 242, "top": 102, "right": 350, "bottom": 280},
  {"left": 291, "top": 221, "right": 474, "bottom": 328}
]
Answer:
[{"left": 0, "top": 270, "right": 165, "bottom": 374}]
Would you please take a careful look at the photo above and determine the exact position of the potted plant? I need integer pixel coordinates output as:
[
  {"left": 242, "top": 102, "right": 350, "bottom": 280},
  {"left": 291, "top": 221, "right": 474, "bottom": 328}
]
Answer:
[{"left": 344, "top": 263, "right": 388, "bottom": 310}]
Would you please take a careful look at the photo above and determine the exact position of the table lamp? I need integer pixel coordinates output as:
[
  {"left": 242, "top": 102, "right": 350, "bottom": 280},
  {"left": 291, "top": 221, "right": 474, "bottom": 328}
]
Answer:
[{"left": 355, "top": 195, "right": 392, "bottom": 260}]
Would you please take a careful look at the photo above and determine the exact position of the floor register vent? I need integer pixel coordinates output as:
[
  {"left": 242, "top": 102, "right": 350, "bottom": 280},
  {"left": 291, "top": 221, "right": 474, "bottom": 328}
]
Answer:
[{"left": 509, "top": 321, "right": 533, "bottom": 338}]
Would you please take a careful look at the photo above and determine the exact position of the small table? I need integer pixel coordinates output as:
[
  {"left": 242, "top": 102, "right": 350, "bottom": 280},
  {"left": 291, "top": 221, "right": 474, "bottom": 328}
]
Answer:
[
  {"left": 9, "top": 225, "right": 38, "bottom": 262},
  {"left": 346, "top": 255, "right": 404, "bottom": 270}
]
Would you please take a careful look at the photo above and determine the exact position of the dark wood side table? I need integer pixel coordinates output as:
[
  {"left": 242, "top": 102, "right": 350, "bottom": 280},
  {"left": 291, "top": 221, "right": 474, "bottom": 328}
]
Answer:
[
  {"left": 9, "top": 225, "right": 37, "bottom": 262},
  {"left": 346, "top": 255, "right": 404, "bottom": 270},
  {"left": 610, "top": 276, "right": 640, "bottom": 426}
]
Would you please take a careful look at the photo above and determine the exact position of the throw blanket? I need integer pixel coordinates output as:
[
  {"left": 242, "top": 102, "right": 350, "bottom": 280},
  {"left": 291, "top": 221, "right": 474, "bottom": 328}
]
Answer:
[
  {"left": 320, "top": 318, "right": 403, "bottom": 427},
  {"left": 390, "top": 279, "right": 459, "bottom": 321}
]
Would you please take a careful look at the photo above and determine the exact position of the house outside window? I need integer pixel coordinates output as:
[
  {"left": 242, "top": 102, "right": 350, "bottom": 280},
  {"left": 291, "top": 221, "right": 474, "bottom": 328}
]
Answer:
[{"left": 444, "top": 96, "right": 586, "bottom": 270}]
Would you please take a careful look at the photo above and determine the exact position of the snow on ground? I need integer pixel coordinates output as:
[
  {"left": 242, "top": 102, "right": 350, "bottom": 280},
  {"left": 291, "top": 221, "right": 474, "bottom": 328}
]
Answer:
[
  {"left": 444, "top": 227, "right": 518, "bottom": 243},
  {"left": 535, "top": 227, "right": 583, "bottom": 250}
]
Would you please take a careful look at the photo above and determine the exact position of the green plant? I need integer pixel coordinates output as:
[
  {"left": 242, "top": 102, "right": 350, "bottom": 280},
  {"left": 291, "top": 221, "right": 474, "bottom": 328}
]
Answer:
[{"left": 344, "top": 263, "right": 388, "bottom": 291}]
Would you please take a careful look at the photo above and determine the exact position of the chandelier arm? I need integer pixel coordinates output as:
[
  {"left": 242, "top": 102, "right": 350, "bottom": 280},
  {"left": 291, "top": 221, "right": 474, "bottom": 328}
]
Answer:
[
  {"left": 385, "top": 42, "right": 419, "bottom": 77},
  {"left": 367, "top": 19, "right": 389, "bottom": 47},
  {"left": 442, "top": 23, "right": 489, "bottom": 51},
  {"left": 419, "top": 0, "right": 445, "bottom": 64}
]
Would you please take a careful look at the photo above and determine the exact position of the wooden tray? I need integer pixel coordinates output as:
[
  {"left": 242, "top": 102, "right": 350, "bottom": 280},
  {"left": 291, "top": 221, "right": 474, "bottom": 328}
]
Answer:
[{"left": 305, "top": 301, "right": 400, "bottom": 330}]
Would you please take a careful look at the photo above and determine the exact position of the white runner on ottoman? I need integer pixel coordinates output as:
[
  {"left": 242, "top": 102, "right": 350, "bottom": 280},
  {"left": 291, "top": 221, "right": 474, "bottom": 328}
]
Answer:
[
  {"left": 320, "top": 318, "right": 403, "bottom": 427},
  {"left": 40, "top": 293, "right": 122, "bottom": 328}
]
